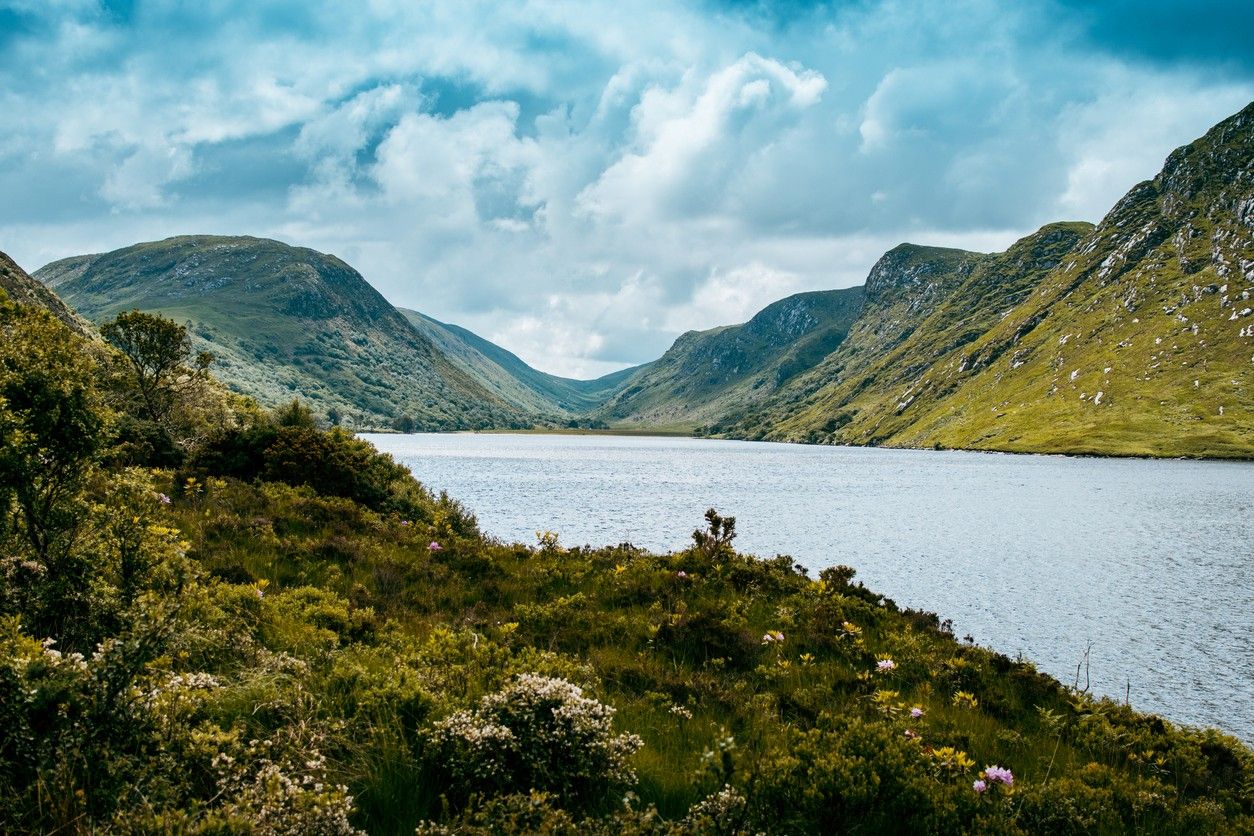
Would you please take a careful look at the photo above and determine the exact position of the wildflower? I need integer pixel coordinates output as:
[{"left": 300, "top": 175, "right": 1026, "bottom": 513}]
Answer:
[
  {"left": 973, "top": 779, "right": 987, "bottom": 793},
  {"left": 428, "top": 541, "right": 443, "bottom": 551},
  {"left": 157, "top": 492, "right": 172, "bottom": 505},
  {"left": 400, "top": 520, "right": 411, "bottom": 526},
  {"left": 876, "top": 658, "right": 896, "bottom": 672},
  {"left": 910, "top": 706, "right": 924, "bottom": 719},
  {"left": 761, "top": 631, "right": 784, "bottom": 644},
  {"left": 984, "top": 765, "right": 1014, "bottom": 786},
  {"left": 904, "top": 729, "right": 919, "bottom": 740},
  {"left": 676, "top": 570, "right": 688, "bottom": 579},
  {"left": 953, "top": 690, "right": 979, "bottom": 709}
]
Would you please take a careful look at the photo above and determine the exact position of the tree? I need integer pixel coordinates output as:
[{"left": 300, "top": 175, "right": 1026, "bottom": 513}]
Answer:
[
  {"left": 0, "top": 294, "right": 107, "bottom": 640},
  {"left": 101, "top": 310, "right": 211, "bottom": 426},
  {"left": 692, "top": 508, "right": 736, "bottom": 560},
  {"left": 274, "top": 398, "right": 317, "bottom": 428}
]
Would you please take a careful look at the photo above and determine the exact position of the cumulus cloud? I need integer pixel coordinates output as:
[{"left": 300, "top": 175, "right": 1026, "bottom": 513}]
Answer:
[{"left": 0, "top": 0, "right": 1250, "bottom": 376}]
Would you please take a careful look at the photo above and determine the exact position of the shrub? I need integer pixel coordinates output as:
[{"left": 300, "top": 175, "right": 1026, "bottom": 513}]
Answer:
[{"left": 422, "top": 674, "right": 643, "bottom": 813}]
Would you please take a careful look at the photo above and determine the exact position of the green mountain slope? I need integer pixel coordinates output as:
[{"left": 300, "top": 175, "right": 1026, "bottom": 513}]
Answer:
[
  {"left": 594, "top": 287, "right": 865, "bottom": 429},
  {"left": 35, "top": 235, "right": 528, "bottom": 431},
  {"left": 725, "top": 101, "right": 1254, "bottom": 457},
  {"left": 0, "top": 250, "right": 94, "bottom": 338},
  {"left": 400, "top": 308, "right": 643, "bottom": 416},
  {"left": 718, "top": 224, "right": 1092, "bottom": 442}
]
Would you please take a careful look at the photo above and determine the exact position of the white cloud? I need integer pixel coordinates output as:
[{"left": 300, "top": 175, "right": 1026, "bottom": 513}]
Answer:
[
  {"left": 577, "top": 53, "right": 827, "bottom": 224},
  {"left": 99, "top": 144, "right": 194, "bottom": 210}
]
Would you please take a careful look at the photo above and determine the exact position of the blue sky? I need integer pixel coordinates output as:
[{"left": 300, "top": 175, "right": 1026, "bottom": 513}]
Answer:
[{"left": 1, "top": 1, "right": 1251, "bottom": 376}]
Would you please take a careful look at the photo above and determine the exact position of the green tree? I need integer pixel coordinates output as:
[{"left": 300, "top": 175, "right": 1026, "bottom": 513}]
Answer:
[
  {"left": 0, "top": 294, "right": 106, "bottom": 641},
  {"left": 274, "top": 398, "right": 317, "bottom": 428},
  {"left": 101, "top": 310, "right": 211, "bottom": 426}
]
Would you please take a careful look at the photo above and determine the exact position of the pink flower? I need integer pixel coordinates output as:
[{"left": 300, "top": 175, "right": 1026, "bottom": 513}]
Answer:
[
  {"left": 984, "top": 765, "right": 1014, "bottom": 786},
  {"left": 904, "top": 729, "right": 919, "bottom": 740},
  {"left": 400, "top": 520, "right": 411, "bottom": 526},
  {"left": 910, "top": 707, "right": 924, "bottom": 718},
  {"left": 676, "top": 571, "right": 688, "bottom": 579},
  {"left": 876, "top": 658, "right": 896, "bottom": 672},
  {"left": 428, "top": 541, "right": 443, "bottom": 551},
  {"left": 157, "top": 493, "right": 171, "bottom": 505},
  {"left": 973, "top": 780, "right": 987, "bottom": 793}
]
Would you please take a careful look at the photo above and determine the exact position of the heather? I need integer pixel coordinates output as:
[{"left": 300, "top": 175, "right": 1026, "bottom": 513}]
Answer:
[{"left": 1, "top": 298, "right": 1250, "bottom": 833}]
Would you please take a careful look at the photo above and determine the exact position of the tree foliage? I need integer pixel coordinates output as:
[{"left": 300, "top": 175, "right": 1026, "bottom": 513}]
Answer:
[{"left": 101, "top": 309, "right": 211, "bottom": 427}]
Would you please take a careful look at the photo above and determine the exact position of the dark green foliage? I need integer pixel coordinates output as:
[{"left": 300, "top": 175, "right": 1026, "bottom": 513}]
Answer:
[
  {"left": 0, "top": 294, "right": 106, "bottom": 643},
  {"left": 101, "top": 309, "right": 208, "bottom": 426},
  {"left": 274, "top": 397, "right": 318, "bottom": 428}
]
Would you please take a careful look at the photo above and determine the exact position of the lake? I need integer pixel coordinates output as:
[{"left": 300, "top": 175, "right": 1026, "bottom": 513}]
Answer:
[{"left": 364, "top": 432, "right": 1254, "bottom": 744}]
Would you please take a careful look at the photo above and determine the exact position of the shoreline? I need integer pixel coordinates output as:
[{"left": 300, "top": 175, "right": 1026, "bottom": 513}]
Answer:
[{"left": 361, "top": 426, "right": 1254, "bottom": 464}]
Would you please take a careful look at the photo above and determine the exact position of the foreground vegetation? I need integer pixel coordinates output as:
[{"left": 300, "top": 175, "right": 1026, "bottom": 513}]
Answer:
[{"left": 1, "top": 294, "right": 1251, "bottom": 834}]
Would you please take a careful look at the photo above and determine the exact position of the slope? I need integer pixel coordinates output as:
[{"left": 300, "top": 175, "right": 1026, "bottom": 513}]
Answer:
[
  {"left": 36, "top": 235, "right": 528, "bottom": 431},
  {"left": 399, "top": 308, "right": 644, "bottom": 416},
  {"left": 736, "top": 101, "right": 1254, "bottom": 457},
  {"left": 593, "top": 287, "right": 866, "bottom": 429},
  {"left": 0, "top": 250, "right": 94, "bottom": 338},
  {"left": 898, "top": 101, "right": 1254, "bottom": 456},
  {"left": 723, "top": 224, "right": 1092, "bottom": 443}
]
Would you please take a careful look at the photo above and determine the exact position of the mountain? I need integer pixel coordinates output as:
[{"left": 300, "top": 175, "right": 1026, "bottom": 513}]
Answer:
[
  {"left": 0, "top": 250, "right": 94, "bottom": 338},
  {"left": 717, "top": 101, "right": 1254, "bottom": 457},
  {"left": 399, "top": 308, "right": 641, "bottom": 417},
  {"left": 35, "top": 235, "right": 529, "bottom": 431},
  {"left": 714, "top": 223, "right": 1093, "bottom": 441},
  {"left": 594, "top": 287, "right": 865, "bottom": 429}
]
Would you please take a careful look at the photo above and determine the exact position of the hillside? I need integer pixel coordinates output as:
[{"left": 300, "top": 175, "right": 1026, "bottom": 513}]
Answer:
[
  {"left": 35, "top": 236, "right": 529, "bottom": 431},
  {"left": 595, "top": 287, "right": 865, "bottom": 429},
  {"left": 722, "top": 102, "right": 1254, "bottom": 456},
  {"left": 400, "top": 308, "right": 641, "bottom": 417},
  {"left": 692, "top": 102, "right": 1254, "bottom": 458},
  {"left": 714, "top": 225, "right": 1091, "bottom": 441},
  {"left": 0, "top": 249, "right": 94, "bottom": 338}
]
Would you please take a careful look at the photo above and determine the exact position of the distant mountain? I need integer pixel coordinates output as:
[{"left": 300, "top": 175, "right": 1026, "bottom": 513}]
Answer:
[
  {"left": 594, "top": 287, "right": 864, "bottom": 429},
  {"left": 714, "top": 224, "right": 1091, "bottom": 440},
  {"left": 715, "top": 102, "right": 1254, "bottom": 457},
  {"left": 0, "top": 250, "right": 93, "bottom": 337},
  {"left": 36, "top": 236, "right": 528, "bottom": 431},
  {"left": 399, "top": 309, "right": 641, "bottom": 417}
]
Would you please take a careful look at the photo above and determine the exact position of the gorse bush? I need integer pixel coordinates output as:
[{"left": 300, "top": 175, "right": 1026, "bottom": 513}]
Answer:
[{"left": 0, "top": 293, "right": 1251, "bottom": 834}]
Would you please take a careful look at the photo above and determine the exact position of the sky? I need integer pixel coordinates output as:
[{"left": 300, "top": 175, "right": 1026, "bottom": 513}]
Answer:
[{"left": 1, "top": 1, "right": 1252, "bottom": 378}]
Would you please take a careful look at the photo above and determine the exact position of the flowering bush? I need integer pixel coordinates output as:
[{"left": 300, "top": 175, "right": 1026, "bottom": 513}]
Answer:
[{"left": 423, "top": 674, "right": 643, "bottom": 812}]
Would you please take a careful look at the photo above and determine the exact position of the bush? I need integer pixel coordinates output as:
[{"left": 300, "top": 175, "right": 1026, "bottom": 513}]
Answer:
[{"left": 422, "top": 674, "right": 643, "bottom": 813}]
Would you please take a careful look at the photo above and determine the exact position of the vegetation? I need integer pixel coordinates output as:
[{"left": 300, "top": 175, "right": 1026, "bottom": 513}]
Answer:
[
  {"left": 35, "top": 235, "right": 530, "bottom": 432},
  {"left": 595, "top": 288, "right": 865, "bottom": 430},
  {"left": 0, "top": 285, "right": 1250, "bottom": 834},
  {"left": 401, "top": 309, "right": 642, "bottom": 416}
]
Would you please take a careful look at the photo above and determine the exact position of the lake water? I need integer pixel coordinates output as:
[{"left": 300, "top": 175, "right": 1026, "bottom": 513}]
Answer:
[{"left": 364, "top": 432, "right": 1254, "bottom": 744}]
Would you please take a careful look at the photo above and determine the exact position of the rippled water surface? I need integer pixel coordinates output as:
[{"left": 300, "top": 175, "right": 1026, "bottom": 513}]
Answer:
[{"left": 364, "top": 433, "right": 1254, "bottom": 743}]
